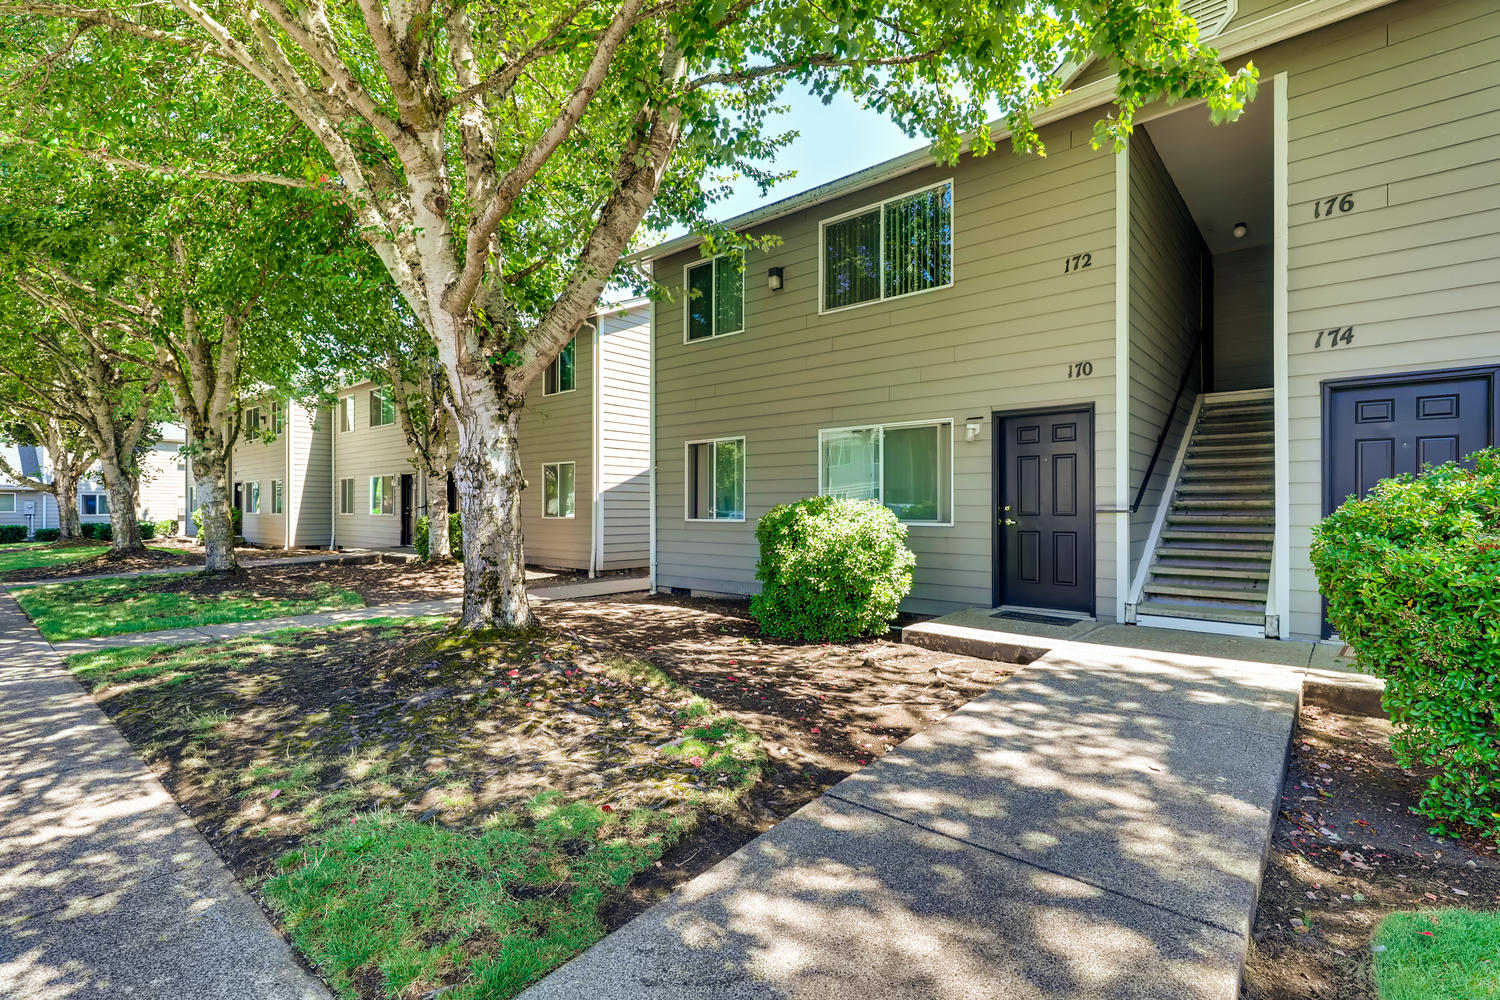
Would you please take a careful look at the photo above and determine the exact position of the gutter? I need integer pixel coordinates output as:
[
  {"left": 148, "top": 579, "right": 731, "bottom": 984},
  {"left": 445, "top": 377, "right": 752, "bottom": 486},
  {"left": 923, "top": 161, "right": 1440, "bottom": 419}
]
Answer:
[
  {"left": 330, "top": 400, "right": 338, "bottom": 551},
  {"left": 647, "top": 288, "right": 658, "bottom": 595},
  {"left": 625, "top": 0, "right": 1398, "bottom": 265},
  {"left": 284, "top": 397, "right": 294, "bottom": 549},
  {"left": 589, "top": 317, "right": 602, "bottom": 578}
]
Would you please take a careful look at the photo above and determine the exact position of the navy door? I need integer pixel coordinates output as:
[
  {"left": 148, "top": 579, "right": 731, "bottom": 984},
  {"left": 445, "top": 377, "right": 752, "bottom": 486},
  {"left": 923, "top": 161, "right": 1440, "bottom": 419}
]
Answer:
[
  {"left": 998, "top": 408, "right": 1094, "bottom": 614},
  {"left": 1325, "top": 368, "right": 1496, "bottom": 511}
]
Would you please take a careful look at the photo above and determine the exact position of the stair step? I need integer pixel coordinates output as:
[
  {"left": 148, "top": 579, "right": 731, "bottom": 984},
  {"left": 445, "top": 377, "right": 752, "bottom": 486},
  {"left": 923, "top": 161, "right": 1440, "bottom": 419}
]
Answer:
[
  {"left": 1146, "top": 576, "right": 1269, "bottom": 599},
  {"left": 1175, "top": 481, "right": 1275, "bottom": 495},
  {"left": 1173, "top": 497, "right": 1275, "bottom": 510},
  {"left": 1195, "top": 417, "right": 1273, "bottom": 430},
  {"left": 1180, "top": 468, "right": 1274, "bottom": 481},
  {"left": 1169, "top": 512, "right": 1275, "bottom": 526},
  {"left": 1162, "top": 527, "right": 1275, "bottom": 543},
  {"left": 1149, "top": 561, "right": 1271, "bottom": 580},
  {"left": 1188, "top": 443, "right": 1274, "bottom": 455},
  {"left": 1193, "top": 432, "right": 1275, "bottom": 445},
  {"left": 1137, "top": 599, "right": 1268, "bottom": 627},
  {"left": 1156, "top": 543, "right": 1272, "bottom": 559}
]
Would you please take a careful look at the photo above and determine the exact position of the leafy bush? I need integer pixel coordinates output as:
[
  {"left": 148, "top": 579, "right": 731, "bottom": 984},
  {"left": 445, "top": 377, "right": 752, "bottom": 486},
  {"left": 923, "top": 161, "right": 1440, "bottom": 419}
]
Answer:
[
  {"left": 155, "top": 518, "right": 177, "bottom": 538},
  {"left": 413, "top": 512, "right": 463, "bottom": 560},
  {"left": 0, "top": 525, "right": 27, "bottom": 543},
  {"left": 1311, "top": 449, "right": 1500, "bottom": 839},
  {"left": 191, "top": 506, "right": 243, "bottom": 535},
  {"left": 751, "top": 496, "right": 915, "bottom": 642},
  {"left": 137, "top": 520, "right": 156, "bottom": 540},
  {"left": 79, "top": 522, "right": 113, "bottom": 541},
  {"left": 31, "top": 528, "right": 59, "bottom": 542}
]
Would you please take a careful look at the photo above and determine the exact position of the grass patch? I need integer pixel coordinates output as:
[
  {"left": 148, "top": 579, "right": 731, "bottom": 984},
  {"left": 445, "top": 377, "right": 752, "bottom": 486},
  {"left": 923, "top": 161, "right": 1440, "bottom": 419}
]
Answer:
[
  {"left": 0, "top": 541, "right": 110, "bottom": 574},
  {"left": 16, "top": 574, "right": 364, "bottom": 641},
  {"left": 1374, "top": 909, "right": 1500, "bottom": 999},
  {"left": 64, "top": 619, "right": 763, "bottom": 999}
]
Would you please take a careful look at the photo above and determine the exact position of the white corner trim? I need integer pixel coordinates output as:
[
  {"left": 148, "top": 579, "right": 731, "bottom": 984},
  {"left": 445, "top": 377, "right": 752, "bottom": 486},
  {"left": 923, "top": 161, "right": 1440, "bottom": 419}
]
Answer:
[
  {"left": 590, "top": 318, "right": 602, "bottom": 577},
  {"left": 1272, "top": 72, "right": 1292, "bottom": 641},
  {"left": 647, "top": 293, "right": 658, "bottom": 594},
  {"left": 1113, "top": 147, "right": 1131, "bottom": 625}
]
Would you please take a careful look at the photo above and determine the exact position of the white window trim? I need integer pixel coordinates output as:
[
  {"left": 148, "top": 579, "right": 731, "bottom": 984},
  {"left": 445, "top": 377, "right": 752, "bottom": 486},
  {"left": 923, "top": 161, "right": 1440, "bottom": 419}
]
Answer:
[
  {"left": 541, "top": 461, "right": 577, "bottom": 518},
  {"left": 81, "top": 493, "right": 110, "bottom": 516},
  {"left": 542, "top": 337, "right": 578, "bottom": 397},
  {"left": 270, "top": 479, "right": 284, "bottom": 515},
  {"left": 683, "top": 436, "right": 747, "bottom": 523},
  {"left": 682, "top": 253, "right": 745, "bottom": 345},
  {"left": 339, "top": 396, "right": 355, "bottom": 433},
  {"left": 337, "top": 477, "right": 355, "bottom": 515},
  {"left": 816, "top": 418, "right": 955, "bottom": 527},
  {"left": 817, "top": 178, "right": 955, "bottom": 317},
  {"left": 0, "top": 492, "right": 15, "bottom": 513},
  {"left": 368, "top": 475, "right": 394, "bottom": 516},
  {"left": 369, "top": 387, "right": 396, "bottom": 428}
]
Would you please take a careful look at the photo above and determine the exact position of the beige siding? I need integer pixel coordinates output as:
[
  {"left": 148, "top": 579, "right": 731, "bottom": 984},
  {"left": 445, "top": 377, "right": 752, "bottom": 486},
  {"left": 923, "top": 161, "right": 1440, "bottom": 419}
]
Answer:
[
  {"left": 231, "top": 412, "right": 290, "bottom": 548},
  {"left": 332, "top": 382, "right": 418, "bottom": 550},
  {"left": 1270, "top": 0, "right": 1500, "bottom": 637},
  {"left": 289, "top": 404, "right": 333, "bottom": 547},
  {"left": 1213, "top": 245, "right": 1273, "bottom": 390},
  {"left": 137, "top": 442, "right": 186, "bottom": 527},
  {"left": 653, "top": 116, "right": 1121, "bottom": 615},
  {"left": 597, "top": 305, "right": 651, "bottom": 569},
  {"left": 519, "top": 329, "right": 595, "bottom": 570},
  {"left": 1127, "top": 131, "right": 1205, "bottom": 572}
]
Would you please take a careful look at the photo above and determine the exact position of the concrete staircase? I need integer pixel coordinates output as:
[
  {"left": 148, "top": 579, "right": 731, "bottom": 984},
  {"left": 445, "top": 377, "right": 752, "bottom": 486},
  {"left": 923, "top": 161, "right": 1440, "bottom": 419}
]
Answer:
[{"left": 1135, "top": 392, "right": 1274, "bottom": 633}]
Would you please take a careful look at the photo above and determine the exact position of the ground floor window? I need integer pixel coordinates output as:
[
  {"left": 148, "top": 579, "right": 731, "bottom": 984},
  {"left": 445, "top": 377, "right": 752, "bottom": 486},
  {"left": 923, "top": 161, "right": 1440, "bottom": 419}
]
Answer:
[
  {"left": 271, "top": 480, "right": 284, "bottom": 514},
  {"left": 370, "top": 475, "right": 394, "bottom": 516},
  {"left": 246, "top": 481, "right": 261, "bottom": 514},
  {"left": 818, "top": 419, "right": 952, "bottom": 525},
  {"left": 0, "top": 494, "right": 13, "bottom": 513},
  {"left": 81, "top": 493, "right": 110, "bottom": 516},
  {"left": 338, "top": 478, "right": 354, "bottom": 515},
  {"left": 685, "top": 437, "right": 745, "bottom": 521},
  {"left": 543, "top": 462, "right": 576, "bottom": 518}
]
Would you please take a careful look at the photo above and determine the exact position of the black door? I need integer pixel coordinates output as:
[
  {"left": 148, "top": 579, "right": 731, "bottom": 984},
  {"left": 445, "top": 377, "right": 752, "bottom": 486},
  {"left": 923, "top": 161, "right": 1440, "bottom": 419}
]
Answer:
[
  {"left": 997, "top": 407, "right": 1094, "bottom": 614},
  {"left": 400, "top": 474, "right": 415, "bottom": 546},
  {"left": 232, "top": 482, "right": 243, "bottom": 511},
  {"left": 1325, "top": 367, "right": 1497, "bottom": 512}
]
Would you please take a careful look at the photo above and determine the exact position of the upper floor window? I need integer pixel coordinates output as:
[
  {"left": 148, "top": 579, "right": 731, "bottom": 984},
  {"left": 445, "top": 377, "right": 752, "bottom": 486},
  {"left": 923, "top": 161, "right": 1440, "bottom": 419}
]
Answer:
[
  {"left": 369, "top": 387, "right": 396, "bottom": 427},
  {"left": 818, "top": 419, "right": 952, "bottom": 525},
  {"left": 339, "top": 396, "right": 355, "bottom": 432},
  {"left": 820, "top": 180, "right": 953, "bottom": 313},
  {"left": 271, "top": 401, "right": 285, "bottom": 434},
  {"left": 544, "top": 338, "right": 576, "bottom": 395},
  {"left": 685, "top": 253, "right": 743, "bottom": 342},
  {"left": 246, "top": 406, "right": 262, "bottom": 431}
]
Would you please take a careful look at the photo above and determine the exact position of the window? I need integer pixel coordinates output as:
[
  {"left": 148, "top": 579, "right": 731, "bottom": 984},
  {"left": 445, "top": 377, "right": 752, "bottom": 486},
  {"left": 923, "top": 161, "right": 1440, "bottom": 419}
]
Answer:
[
  {"left": 818, "top": 420, "right": 952, "bottom": 524},
  {"left": 685, "top": 437, "right": 745, "bottom": 521},
  {"left": 542, "top": 462, "right": 576, "bottom": 518},
  {"left": 246, "top": 406, "right": 262, "bottom": 431},
  {"left": 271, "top": 402, "right": 285, "bottom": 434},
  {"left": 271, "top": 480, "right": 284, "bottom": 514},
  {"left": 0, "top": 494, "right": 14, "bottom": 513},
  {"left": 685, "top": 254, "right": 743, "bottom": 342},
  {"left": 338, "top": 477, "right": 354, "bottom": 514},
  {"left": 339, "top": 396, "right": 355, "bottom": 432},
  {"left": 246, "top": 481, "right": 261, "bottom": 514},
  {"left": 369, "top": 387, "right": 396, "bottom": 427},
  {"left": 544, "top": 338, "right": 577, "bottom": 395},
  {"left": 821, "top": 180, "right": 953, "bottom": 312},
  {"left": 369, "top": 475, "right": 394, "bottom": 515},
  {"left": 82, "top": 493, "right": 110, "bottom": 516}
]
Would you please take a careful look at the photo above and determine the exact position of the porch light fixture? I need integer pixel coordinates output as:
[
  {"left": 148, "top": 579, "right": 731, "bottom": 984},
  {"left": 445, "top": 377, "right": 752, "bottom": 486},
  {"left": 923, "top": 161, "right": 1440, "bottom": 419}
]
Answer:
[
  {"left": 767, "top": 266, "right": 784, "bottom": 291},
  {"left": 965, "top": 416, "right": 984, "bottom": 442},
  {"left": 1232, "top": 222, "right": 1249, "bottom": 239}
]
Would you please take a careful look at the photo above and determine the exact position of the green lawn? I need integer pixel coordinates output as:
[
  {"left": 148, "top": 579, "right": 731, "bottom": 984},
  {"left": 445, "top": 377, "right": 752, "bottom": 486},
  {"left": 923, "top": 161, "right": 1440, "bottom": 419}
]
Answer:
[
  {"left": 15, "top": 574, "right": 364, "bottom": 641},
  {"left": 0, "top": 542, "right": 111, "bottom": 575},
  {"left": 1375, "top": 909, "right": 1500, "bottom": 999}
]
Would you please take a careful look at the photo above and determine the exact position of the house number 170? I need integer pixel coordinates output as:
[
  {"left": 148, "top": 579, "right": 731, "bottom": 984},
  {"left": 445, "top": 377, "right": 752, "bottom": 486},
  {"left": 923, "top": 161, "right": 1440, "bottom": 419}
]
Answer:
[{"left": 1067, "top": 361, "right": 1095, "bottom": 378}]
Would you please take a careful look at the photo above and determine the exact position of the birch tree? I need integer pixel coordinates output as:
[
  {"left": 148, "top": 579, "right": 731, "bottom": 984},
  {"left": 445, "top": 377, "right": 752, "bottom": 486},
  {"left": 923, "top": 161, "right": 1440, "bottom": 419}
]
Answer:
[
  {"left": 0, "top": 0, "right": 1256, "bottom": 627},
  {"left": 0, "top": 409, "right": 94, "bottom": 539}
]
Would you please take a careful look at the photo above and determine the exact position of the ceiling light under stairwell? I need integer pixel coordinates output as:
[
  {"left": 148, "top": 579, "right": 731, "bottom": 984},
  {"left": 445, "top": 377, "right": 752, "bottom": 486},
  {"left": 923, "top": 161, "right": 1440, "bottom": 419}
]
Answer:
[{"left": 1232, "top": 222, "right": 1249, "bottom": 239}]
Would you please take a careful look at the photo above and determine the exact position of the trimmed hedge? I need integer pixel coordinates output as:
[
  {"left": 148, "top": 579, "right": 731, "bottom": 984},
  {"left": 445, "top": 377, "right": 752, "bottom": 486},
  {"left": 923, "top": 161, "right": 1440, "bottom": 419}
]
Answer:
[
  {"left": 31, "top": 528, "right": 59, "bottom": 542},
  {"left": 1311, "top": 448, "right": 1500, "bottom": 839},
  {"left": 750, "top": 496, "right": 915, "bottom": 642},
  {"left": 0, "top": 525, "right": 27, "bottom": 543},
  {"left": 155, "top": 518, "right": 177, "bottom": 538},
  {"left": 79, "top": 522, "right": 113, "bottom": 541},
  {"left": 413, "top": 512, "right": 463, "bottom": 560},
  {"left": 137, "top": 520, "right": 156, "bottom": 540}
]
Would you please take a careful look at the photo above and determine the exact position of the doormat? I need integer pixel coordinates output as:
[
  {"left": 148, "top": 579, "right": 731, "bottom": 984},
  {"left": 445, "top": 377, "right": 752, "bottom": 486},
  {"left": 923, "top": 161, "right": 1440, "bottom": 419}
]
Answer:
[{"left": 991, "top": 611, "right": 1080, "bottom": 627}]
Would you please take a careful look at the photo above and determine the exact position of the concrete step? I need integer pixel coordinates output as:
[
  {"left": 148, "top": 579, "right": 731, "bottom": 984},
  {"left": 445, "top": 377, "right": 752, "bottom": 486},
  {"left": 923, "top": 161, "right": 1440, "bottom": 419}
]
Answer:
[
  {"left": 1155, "top": 543, "right": 1272, "bottom": 559},
  {"left": 1161, "top": 527, "right": 1275, "bottom": 543},
  {"left": 1145, "top": 578, "right": 1268, "bottom": 602},
  {"left": 1149, "top": 560, "right": 1271, "bottom": 580},
  {"left": 1136, "top": 598, "right": 1268, "bottom": 626},
  {"left": 1173, "top": 497, "right": 1275, "bottom": 510},
  {"left": 1175, "top": 481, "right": 1275, "bottom": 495},
  {"left": 1168, "top": 511, "right": 1276, "bottom": 526}
]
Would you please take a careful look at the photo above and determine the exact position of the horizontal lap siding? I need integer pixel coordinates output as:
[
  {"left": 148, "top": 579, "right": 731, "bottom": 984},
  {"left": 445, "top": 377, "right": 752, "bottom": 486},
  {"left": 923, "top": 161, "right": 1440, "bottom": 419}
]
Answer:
[
  {"left": 519, "top": 330, "right": 594, "bottom": 570},
  {"left": 653, "top": 118, "right": 1120, "bottom": 615},
  {"left": 291, "top": 405, "right": 333, "bottom": 547},
  {"left": 1214, "top": 246, "right": 1274, "bottom": 391},
  {"left": 231, "top": 414, "right": 289, "bottom": 548},
  {"left": 0, "top": 490, "right": 57, "bottom": 533},
  {"left": 598, "top": 307, "right": 651, "bottom": 570},
  {"left": 334, "top": 383, "right": 417, "bottom": 550},
  {"left": 1269, "top": 0, "right": 1500, "bottom": 637},
  {"left": 137, "top": 444, "right": 185, "bottom": 526},
  {"left": 1128, "top": 131, "right": 1204, "bottom": 573}
]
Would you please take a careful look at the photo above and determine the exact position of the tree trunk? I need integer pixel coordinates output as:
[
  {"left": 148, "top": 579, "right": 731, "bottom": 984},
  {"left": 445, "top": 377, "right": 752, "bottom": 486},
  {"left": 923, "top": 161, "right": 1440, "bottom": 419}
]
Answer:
[
  {"left": 98, "top": 456, "right": 144, "bottom": 553},
  {"left": 191, "top": 447, "right": 239, "bottom": 573},
  {"left": 426, "top": 475, "right": 452, "bottom": 561},
  {"left": 453, "top": 376, "right": 531, "bottom": 630},
  {"left": 53, "top": 468, "right": 82, "bottom": 540}
]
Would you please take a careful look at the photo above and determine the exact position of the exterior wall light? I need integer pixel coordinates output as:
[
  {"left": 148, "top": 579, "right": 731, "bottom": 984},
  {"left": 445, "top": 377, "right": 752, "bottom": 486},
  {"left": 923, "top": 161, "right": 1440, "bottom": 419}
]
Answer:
[
  {"left": 1232, "top": 222, "right": 1249, "bottom": 239},
  {"left": 767, "top": 266, "right": 784, "bottom": 291},
  {"left": 966, "top": 417, "right": 984, "bottom": 441}
]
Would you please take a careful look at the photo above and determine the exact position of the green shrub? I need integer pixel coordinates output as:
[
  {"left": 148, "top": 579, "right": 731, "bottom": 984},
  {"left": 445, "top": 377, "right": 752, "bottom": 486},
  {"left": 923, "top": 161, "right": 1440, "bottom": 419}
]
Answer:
[
  {"left": 79, "top": 522, "right": 113, "bottom": 541},
  {"left": 137, "top": 520, "right": 156, "bottom": 540},
  {"left": 155, "top": 518, "right": 177, "bottom": 538},
  {"left": 0, "top": 525, "right": 27, "bottom": 543},
  {"left": 750, "top": 496, "right": 915, "bottom": 642},
  {"left": 31, "top": 528, "right": 59, "bottom": 542},
  {"left": 1311, "top": 448, "right": 1500, "bottom": 839},
  {"left": 191, "top": 506, "right": 242, "bottom": 536},
  {"left": 413, "top": 512, "right": 463, "bottom": 560}
]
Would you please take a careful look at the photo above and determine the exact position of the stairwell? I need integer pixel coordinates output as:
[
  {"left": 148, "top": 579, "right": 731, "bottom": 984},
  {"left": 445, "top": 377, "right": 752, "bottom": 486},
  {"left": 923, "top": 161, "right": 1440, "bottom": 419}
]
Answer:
[{"left": 1136, "top": 392, "right": 1275, "bottom": 632}]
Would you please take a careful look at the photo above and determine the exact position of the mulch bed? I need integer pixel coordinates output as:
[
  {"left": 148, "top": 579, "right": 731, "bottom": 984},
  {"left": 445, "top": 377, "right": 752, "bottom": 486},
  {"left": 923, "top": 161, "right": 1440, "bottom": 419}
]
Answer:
[
  {"left": 0, "top": 540, "right": 330, "bottom": 583},
  {"left": 120, "top": 558, "right": 467, "bottom": 604},
  {"left": 1242, "top": 703, "right": 1500, "bottom": 999}
]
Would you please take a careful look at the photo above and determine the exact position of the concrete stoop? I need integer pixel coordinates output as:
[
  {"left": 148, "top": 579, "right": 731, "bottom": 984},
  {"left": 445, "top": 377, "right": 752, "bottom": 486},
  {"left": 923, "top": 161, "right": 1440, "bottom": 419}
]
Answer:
[{"left": 520, "top": 628, "right": 1304, "bottom": 1000}]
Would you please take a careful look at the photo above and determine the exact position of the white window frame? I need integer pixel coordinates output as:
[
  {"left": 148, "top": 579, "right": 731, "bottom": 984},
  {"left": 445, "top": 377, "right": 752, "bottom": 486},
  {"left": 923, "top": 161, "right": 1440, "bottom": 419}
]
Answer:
[
  {"left": 682, "top": 253, "right": 745, "bottom": 344},
  {"left": 246, "top": 481, "right": 261, "bottom": 514},
  {"left": 817, "top": 178, "right": 955, "bottom": 316},
  {"left": 337, "top": 477, "right": 355, "bottom": 515},
  {"left": 271, "top": 479, "right": 284, "bottom": 514},
  {"left": 270, "top": 401, "right": 285, "bottom": 434},
  {"left": 542, "top": 337, "right": 577, "bottom": 396},
  {"left": 369, "top": 475, "right": 394, "bottom": 515},
  {"left": 817, "top": 418, "right": 955, "bottom": 527},
  {"left": 82, "top": 493, "right": 110, "bottom": 516},
  {"left": 339, "top": 396, "right": 355, "bottom": 432},
  {"left": 541, "top": 461, "right": 576, "bottom": 518},
  {"left": 0, "top": 493, "right": 15, "bottom": 513},
  {"left": 246, "top": 406, "right": 262, "bottom": 431},
  {"left": 683, "top": 436, "right": 747, "bottom": 523},
  {"left": 369, "top": 387, "right": 396, "bottom": 428}
]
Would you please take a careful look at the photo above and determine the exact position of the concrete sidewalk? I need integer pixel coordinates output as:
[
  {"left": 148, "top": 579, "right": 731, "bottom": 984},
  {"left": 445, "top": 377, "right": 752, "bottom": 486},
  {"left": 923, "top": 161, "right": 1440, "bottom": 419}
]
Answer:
[
  {"left": 50, "top": 575, "right": 648, "bottom": 655},
  {"left": 520, "top": 637, "right": 1302, "bottom": 1000},
  {"left": 0, "top": 593, "right": 330, "bottom": 1000}
]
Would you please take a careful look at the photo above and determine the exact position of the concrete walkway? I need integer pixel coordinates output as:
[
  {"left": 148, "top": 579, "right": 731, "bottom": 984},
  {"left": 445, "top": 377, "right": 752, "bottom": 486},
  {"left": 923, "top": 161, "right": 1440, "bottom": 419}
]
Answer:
[
  {"left": 50, "top": 575, "right": 648, "bottom": 655},
  {"left": 0, "top": 593, "right": 331, "bottom": 999},
  {"left": 520, "top": 634, "right": 1303, "bottom": 1000}
]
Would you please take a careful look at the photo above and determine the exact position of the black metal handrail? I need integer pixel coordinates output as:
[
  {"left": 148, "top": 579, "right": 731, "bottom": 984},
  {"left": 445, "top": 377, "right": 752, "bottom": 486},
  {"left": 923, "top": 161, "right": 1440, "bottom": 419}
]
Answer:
[{"left": 1130, "top": 330, "right": 1203, "bottom": 514}]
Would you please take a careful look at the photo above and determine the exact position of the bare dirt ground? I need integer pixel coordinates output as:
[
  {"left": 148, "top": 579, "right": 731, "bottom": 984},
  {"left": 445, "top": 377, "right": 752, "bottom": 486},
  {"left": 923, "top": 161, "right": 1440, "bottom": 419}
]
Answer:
[
  {"left": 0, "top": 538, "right": 330, "bottom": 582},
  {"left": 1242, "top": 703, "right": 1500, "bottom": 999}
]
